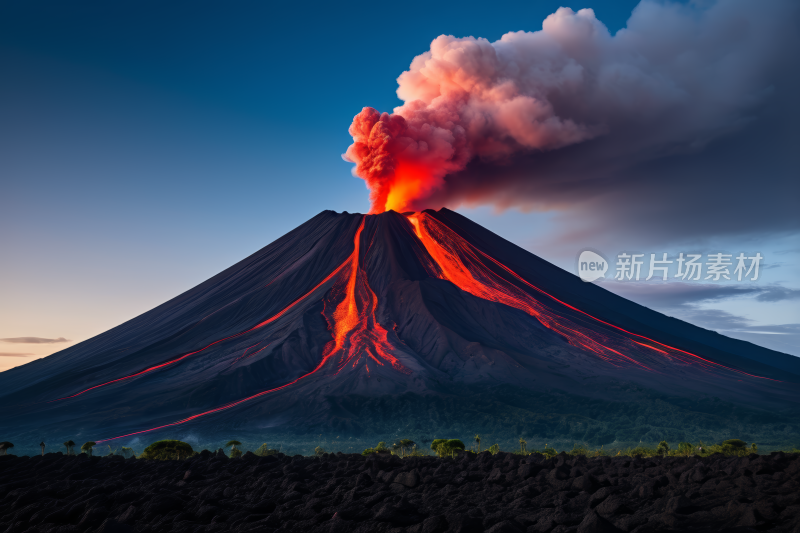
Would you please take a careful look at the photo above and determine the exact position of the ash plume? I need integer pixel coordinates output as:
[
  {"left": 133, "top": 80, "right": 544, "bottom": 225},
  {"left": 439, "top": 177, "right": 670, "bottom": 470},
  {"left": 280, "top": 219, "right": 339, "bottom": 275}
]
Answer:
[{"left": 344, "top": 0, "right": 797, "bottom": 216}]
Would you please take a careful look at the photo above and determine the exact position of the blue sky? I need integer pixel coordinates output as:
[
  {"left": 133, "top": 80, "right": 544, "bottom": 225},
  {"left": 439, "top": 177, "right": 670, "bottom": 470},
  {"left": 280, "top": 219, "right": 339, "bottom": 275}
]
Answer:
[{"left": 1, "top": 0, "right": 797, "bottom": 371}]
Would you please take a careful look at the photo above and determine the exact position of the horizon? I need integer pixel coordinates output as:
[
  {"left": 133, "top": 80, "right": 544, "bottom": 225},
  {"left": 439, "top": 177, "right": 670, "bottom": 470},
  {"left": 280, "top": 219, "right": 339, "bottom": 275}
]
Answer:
[{"left": 2, "top": 0, "right": 798, "bottom": 372}]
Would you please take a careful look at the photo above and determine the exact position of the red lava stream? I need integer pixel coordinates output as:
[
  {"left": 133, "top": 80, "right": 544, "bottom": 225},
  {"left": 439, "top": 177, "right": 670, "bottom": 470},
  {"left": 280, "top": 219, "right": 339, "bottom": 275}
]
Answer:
[
  {"left": 407, "top": 212, "right": 775, "bottom": 381},
  {"left": 97, "top": 217, "right": 406, "bottom": 442},
  {"left": 80, "top": 213, "right": 772, "bottom": 442}
]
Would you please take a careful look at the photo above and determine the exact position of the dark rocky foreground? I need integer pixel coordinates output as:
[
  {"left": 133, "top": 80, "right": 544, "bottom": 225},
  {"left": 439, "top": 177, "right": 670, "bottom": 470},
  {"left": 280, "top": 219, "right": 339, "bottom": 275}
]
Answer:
[{"left": 1, "top": 450, "right": 799, "bottom": 533}]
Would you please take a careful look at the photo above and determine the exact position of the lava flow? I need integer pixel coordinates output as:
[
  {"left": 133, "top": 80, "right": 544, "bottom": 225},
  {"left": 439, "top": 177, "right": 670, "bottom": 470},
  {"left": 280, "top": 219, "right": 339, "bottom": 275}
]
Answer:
[
  {"left": 96, "top": 216, "right": 409, "bottom": 442},
  {"left": 320, "top": 218, "right": 409, "bottom": 375},
  {"left": 52, "top": 256, "right": 352, "bottom": 401},
  {"left": 70, "top": 211, "right": 778, "bottom": 443},
  {"left": 408, "top": 212, "right": 773, "bottom": 381}
]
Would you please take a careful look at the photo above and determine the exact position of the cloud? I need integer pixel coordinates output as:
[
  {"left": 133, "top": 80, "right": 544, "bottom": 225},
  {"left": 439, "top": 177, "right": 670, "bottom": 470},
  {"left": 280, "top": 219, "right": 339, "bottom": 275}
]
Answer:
[
  {"left": 597, "top": 281, "right": 798, "bottom": 308},
  {"left": 0, "top": 337, "right": 71, "bottom": 344},
  {"left": 0, "top": 353, "right": 35, "bottom": 357},
  {"left": 683, "top": 311, "right": 800, "bottom": 356},
  {"left": 755, "top": 286, "right": 800, "bottom": 302},
  {"left": 775, "top": 248, "right": 800, "bottom": 256},
  {"left": 727, "top": 323, "right": 800, "bottom": 335},
  {"left": 598, "top": 280, "right": 800, "bottom": 355},
  {"left": 345, "top": 0, "right": 799, "bottom": 242},
  {"left": 676, "top": 308, "right": 752, "bottom": 331}
]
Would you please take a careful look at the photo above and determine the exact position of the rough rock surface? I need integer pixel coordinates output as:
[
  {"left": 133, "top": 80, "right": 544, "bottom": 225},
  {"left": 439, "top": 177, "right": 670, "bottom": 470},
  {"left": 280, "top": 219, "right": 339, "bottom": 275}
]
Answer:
[{"left": 1, "top": 450, "right": 799, "bottom": 533}]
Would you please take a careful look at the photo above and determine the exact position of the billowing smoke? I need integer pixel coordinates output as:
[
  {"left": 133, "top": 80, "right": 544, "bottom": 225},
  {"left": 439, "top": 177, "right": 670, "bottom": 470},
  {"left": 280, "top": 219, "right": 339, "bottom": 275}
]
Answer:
[{"left": 344, "top": 0, "right": 795, "bottom": 214}]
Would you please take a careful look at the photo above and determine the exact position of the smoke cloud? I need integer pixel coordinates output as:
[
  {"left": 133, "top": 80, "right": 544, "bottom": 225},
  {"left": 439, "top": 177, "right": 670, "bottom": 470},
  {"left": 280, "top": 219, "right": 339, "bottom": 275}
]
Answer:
[{"left": 344, "top": 0, "right": 796, "bottom": 215}]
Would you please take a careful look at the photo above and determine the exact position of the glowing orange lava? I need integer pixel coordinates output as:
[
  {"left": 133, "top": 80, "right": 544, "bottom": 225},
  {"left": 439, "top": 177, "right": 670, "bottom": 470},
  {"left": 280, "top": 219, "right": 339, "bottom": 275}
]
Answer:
[
  {"left": 83, "top": 212, "right": 776, "bottom": 443},
  {"left": 96, "top": 217, "right": 409, "bottom": 442},
  {"left": 320, "top": 217, "right": 409, "bottom": 374},
  {"left": 54, "top": 244, "right": 354, "bottom": 401},
  {"left": 383, "top": 160, "right": 437, "bottom": 214},
  {"left": 408, "top": 212, "right": 775, "bottom": 380}
]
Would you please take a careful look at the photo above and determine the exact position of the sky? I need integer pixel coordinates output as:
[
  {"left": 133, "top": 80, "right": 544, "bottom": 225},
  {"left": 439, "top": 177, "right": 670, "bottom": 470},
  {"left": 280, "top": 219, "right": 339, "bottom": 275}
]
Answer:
[{"left": 1, "top": 0, "right": 798, "bottom": 372}]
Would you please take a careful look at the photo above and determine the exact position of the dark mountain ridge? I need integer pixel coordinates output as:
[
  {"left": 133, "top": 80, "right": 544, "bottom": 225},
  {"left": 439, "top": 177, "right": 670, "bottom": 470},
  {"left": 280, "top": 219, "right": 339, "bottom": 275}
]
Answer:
[{"left": 0, "top": 209, "right": 797, "bottom": 450}]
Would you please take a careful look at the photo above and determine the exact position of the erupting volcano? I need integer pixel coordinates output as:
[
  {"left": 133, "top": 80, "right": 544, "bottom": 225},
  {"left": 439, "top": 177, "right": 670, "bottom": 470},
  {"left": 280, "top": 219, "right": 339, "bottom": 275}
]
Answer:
[{"left": 1, "top": 209, "right": 798, "bottom": 446}]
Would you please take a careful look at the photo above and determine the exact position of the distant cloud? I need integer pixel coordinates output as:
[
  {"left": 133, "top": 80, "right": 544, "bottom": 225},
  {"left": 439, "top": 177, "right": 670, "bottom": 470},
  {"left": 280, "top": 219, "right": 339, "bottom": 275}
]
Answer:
[
  {"left": 0, "top": 337, "right": 71, "bottom": 344},
  {"left": 0, "top": 353, "right": 35, "bottom": 357},
  {"left": 598, "top": 280, "right": 800, "bottom": 356},
  {"left": 598, "top": 281, "right": 800, "bottom": 308},
  {"left": 677, "top": 308, "right": 752, "bottom": 331},
  {"left": 755, "top": 286, "right": 800, "bottom": 302}
]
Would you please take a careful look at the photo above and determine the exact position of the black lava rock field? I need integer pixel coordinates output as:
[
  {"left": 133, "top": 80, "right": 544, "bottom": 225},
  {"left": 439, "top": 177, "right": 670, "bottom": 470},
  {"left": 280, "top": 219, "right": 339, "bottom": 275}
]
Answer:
[{"left": 1, "top": 450, "right": 799, "bottom": 533}]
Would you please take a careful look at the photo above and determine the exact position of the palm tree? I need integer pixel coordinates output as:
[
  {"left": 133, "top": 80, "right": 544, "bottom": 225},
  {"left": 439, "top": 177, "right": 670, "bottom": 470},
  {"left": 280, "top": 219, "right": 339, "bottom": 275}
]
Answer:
[
  {"left": 40, "top": 442, "right": 46, "bottom": 456},
  {"left": 519, "top": 437, "right": 527, "bottom": 455},
  {"left": 64, "top": 440, "right": 75, "bottom": 456},
  {"left": 225, "top": 440, "right": 242, "bottom": 458},
  {"left": 81, "top": 441, "right": 96, "bottom": 457},
  {"left": 474, "top": 434, "right": 481, "bottom": 453},
  {"left": 0, "top": 442, "right": 14, "bottom": 456},
  {"left": 399, "top": 439, "right": 415, "bottom": 457}
]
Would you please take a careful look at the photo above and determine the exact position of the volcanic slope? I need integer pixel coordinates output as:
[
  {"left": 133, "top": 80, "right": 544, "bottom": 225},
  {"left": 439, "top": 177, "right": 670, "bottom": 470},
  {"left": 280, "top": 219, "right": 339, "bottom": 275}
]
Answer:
[{"left": 0, "top": 209, "right": 798, "bottom": 445}]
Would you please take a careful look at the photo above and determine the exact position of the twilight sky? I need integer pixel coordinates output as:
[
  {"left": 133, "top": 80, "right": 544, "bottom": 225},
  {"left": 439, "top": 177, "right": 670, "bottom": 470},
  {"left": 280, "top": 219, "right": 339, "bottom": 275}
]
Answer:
[{"left": 1, "top": 0, "right": 798, "bottom": 372}]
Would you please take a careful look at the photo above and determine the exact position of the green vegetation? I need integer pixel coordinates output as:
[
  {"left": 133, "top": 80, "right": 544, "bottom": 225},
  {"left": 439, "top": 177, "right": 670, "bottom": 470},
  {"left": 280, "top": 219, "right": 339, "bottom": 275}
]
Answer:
[
  {"left": 81, "top": 441, "right": 96, "bottom": 457},
  {"left": 394, "top": 439, "right": 415, "bottom": 457},
  {"left": 362, "top": 440, "right": 389, "bottom": 456},
  {"left": 657, "top": 440, "right": 670, "bottom": 456},
  {"left": 255, "top": 443, "right": 279, "bottom": 456},
  {"left": 329, "top": 384, "right": 800, "bottom": 450},
  {"left": 26, "top": 434, "right": 792, "bottom": 461},
  {"left": 226, "top": 440, "right": 242, "bottom": 458},
  {"left": 431, "top": 439, "right": 466, "bottom": 458},
  {"left": 528, "top": 443, "right": 557, "bottom": 457},
  {"left": 0, "top": 441, "right": 13, "bottom": 456},
  {"left": 140, "top": 440, "right": 194, "bottom": 460},
  {"left": 569, "top": 439, "right": 763, "bottom": 458},
  {"left": 363, "top": 439, "right": 423, "bottom": 457}
]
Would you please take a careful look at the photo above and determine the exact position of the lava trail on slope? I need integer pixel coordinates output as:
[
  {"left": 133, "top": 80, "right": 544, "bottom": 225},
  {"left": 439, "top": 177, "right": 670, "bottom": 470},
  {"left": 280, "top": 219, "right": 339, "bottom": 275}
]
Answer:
[
  {"left": 1, "top": 209, "right": 796, "bottom": 443},
  {"left": 408, "top": 212, "right": 774, "bottom": 381},
  {"left": 97, "top": 216, "right": 414, "bottom": 441}
]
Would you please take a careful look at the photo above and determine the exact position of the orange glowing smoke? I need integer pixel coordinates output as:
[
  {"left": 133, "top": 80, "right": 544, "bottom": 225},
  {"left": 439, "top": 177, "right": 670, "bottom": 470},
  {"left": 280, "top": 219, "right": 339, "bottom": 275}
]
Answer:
[
  {"left": 343, "top": 108, "right": 458, "bottom": 214},
  {"left": 343, "top": 3, "right": 790, "bottom": 214}
]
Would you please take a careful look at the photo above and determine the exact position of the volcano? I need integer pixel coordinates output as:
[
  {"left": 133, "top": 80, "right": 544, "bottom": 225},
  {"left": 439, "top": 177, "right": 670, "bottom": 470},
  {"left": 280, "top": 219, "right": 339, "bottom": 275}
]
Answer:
[{"left": 2, "top": 209, "right": 799, "bottom": 450}]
